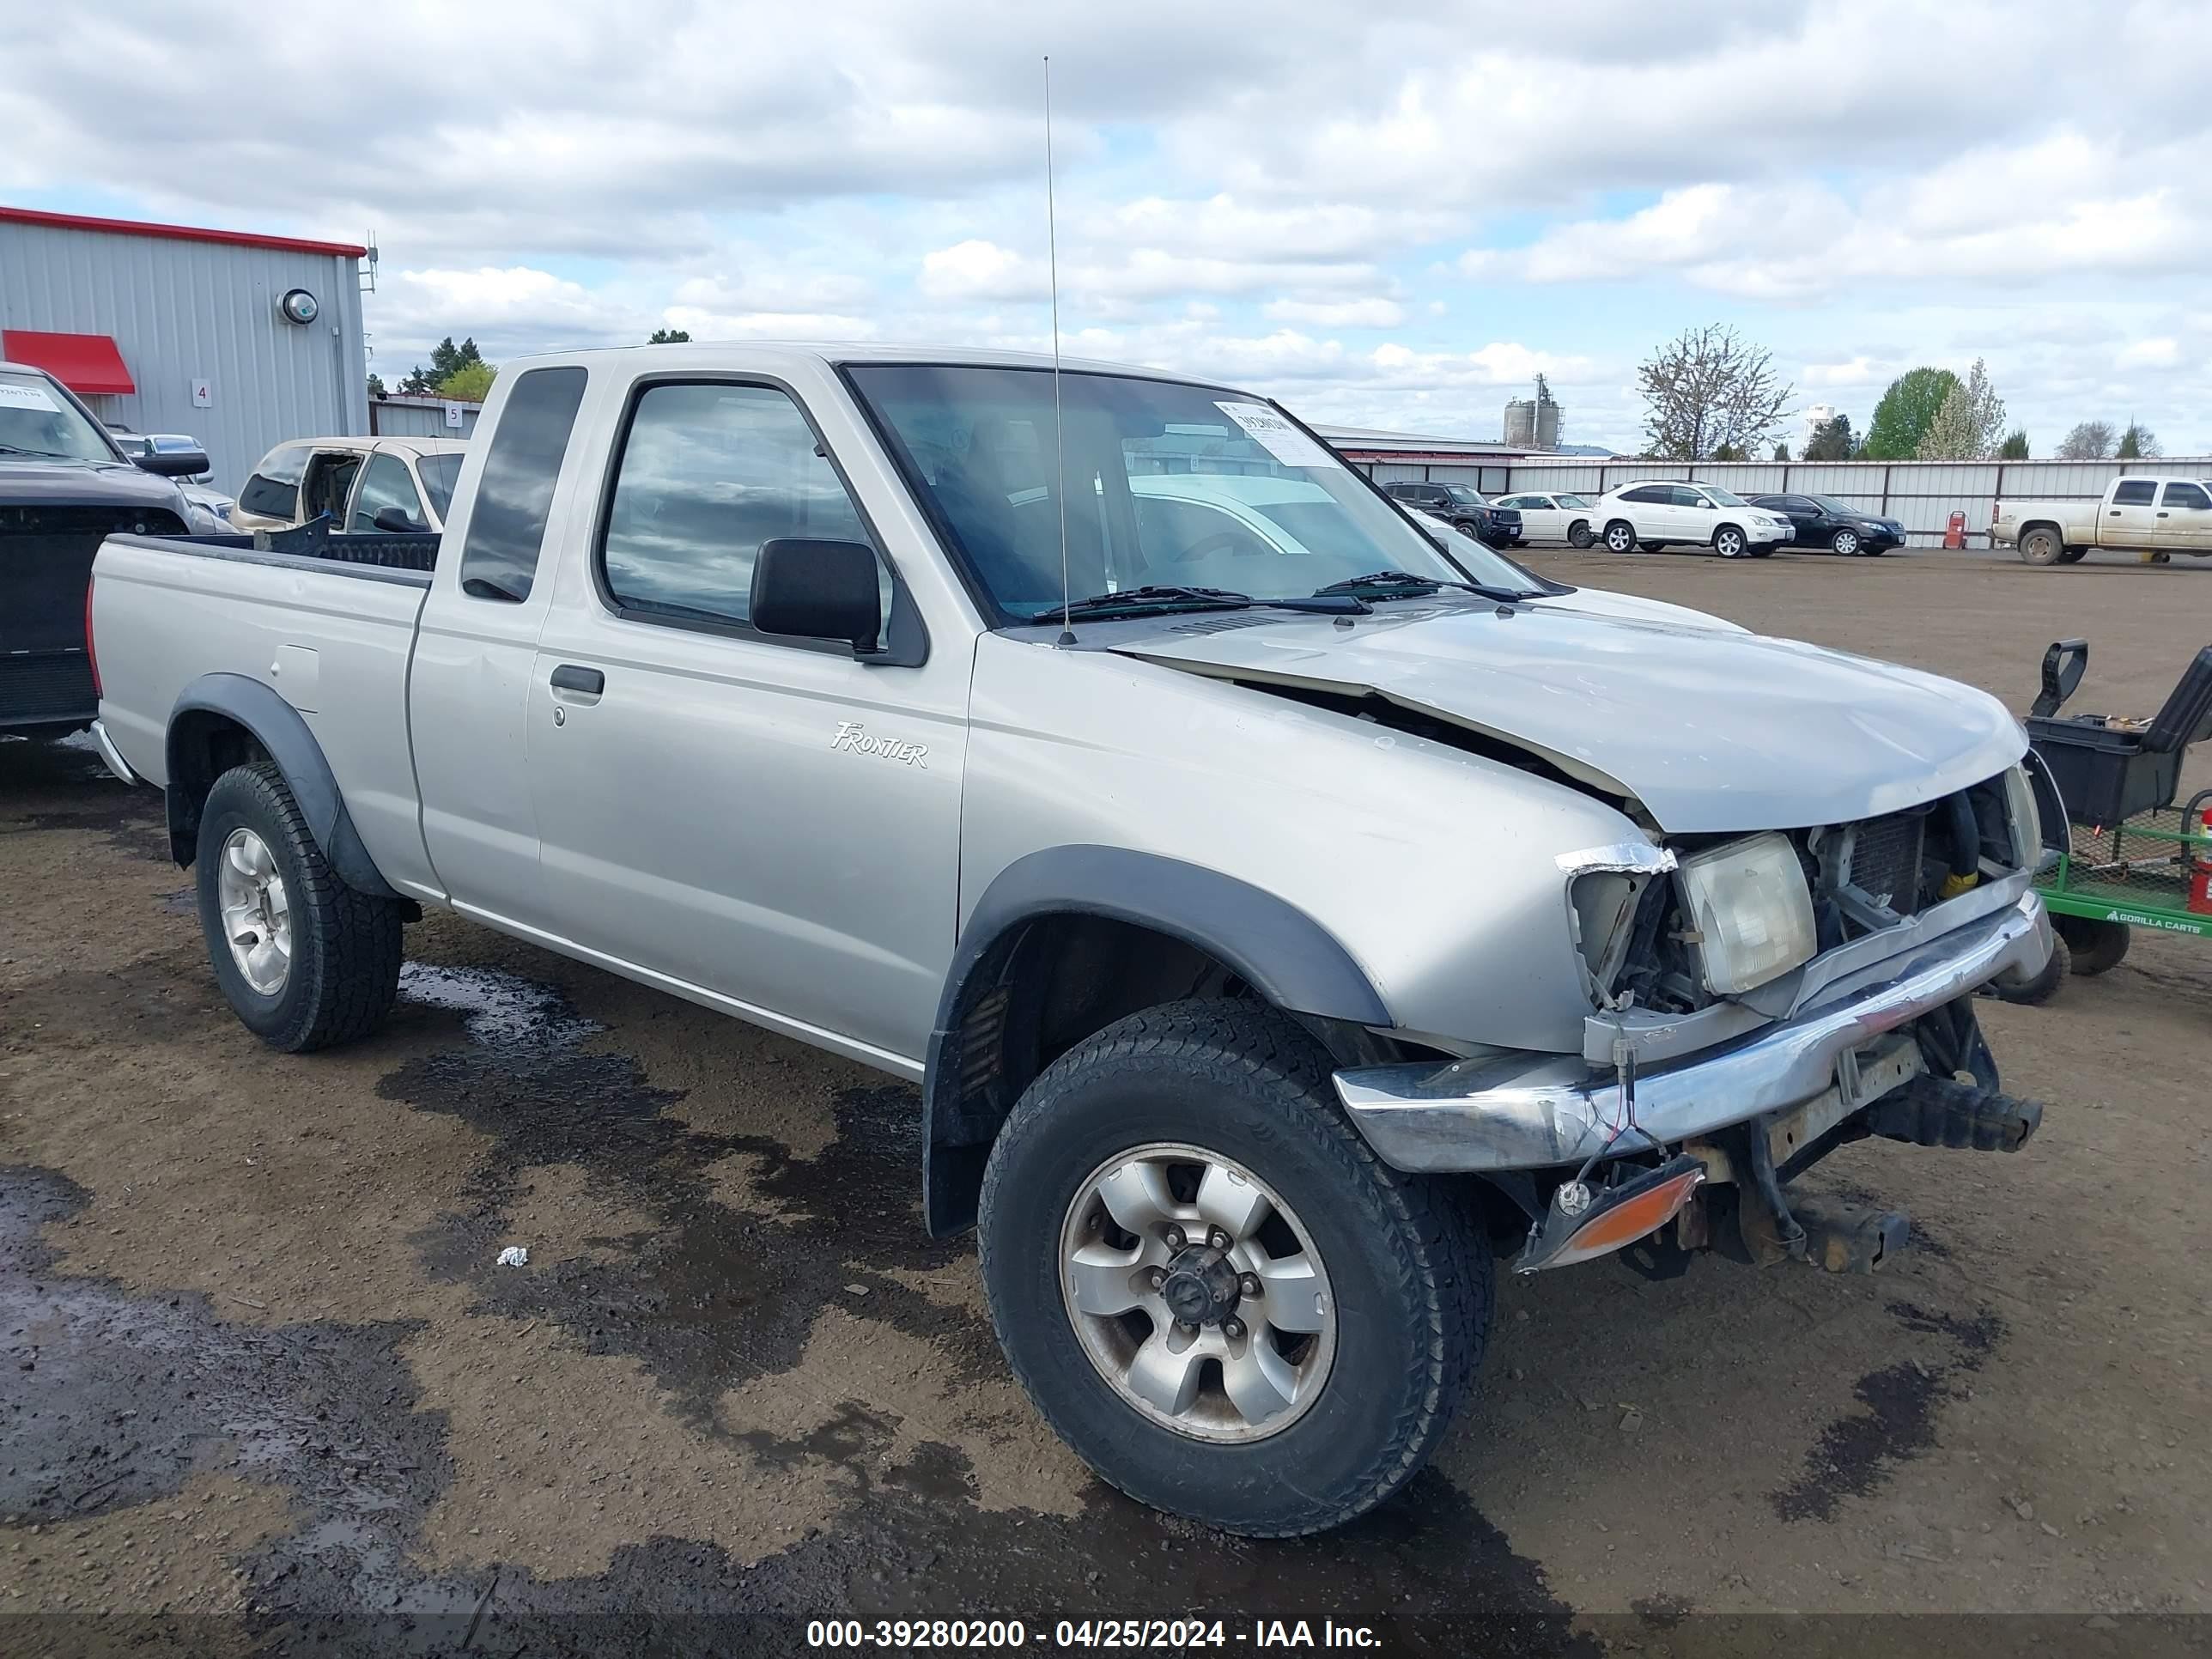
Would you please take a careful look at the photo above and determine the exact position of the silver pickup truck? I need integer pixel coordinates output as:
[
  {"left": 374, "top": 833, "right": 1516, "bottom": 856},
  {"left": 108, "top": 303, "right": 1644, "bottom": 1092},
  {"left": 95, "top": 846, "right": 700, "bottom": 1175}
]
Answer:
[{"left": 88, "top": 343, "right": 2053, "bottom": 1536}]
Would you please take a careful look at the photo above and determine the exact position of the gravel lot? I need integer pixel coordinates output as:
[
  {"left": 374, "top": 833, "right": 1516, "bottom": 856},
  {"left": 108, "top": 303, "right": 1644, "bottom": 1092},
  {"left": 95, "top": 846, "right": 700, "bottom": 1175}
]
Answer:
[{"left": 3, "top": 548, "right": 2208, "bottom": 1656}]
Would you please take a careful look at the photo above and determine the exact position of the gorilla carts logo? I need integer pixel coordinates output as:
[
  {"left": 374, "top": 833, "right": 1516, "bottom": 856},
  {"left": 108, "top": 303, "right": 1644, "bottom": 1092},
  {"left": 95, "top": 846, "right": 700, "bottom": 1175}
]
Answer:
[{"left": 831, "top": 720, "right": 929, "bottom": 769}]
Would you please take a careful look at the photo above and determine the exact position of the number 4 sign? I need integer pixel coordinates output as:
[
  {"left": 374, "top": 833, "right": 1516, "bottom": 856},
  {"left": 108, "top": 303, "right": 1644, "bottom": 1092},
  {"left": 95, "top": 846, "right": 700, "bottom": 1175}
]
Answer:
[{"left": 191, "top": 379, "right": 213, "bottom": 408}]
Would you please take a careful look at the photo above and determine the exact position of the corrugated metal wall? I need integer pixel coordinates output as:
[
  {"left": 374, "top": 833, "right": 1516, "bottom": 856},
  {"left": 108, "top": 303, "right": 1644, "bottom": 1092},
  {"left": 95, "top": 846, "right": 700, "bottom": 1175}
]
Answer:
[
  {"left": 1366, "top": 457, "right": 2212, "bottom": 544},
  {"left": 367, "top": 396, "right": 482, "bottom": 441},
  {"left": 0, "top": 220, "right": 367, "bottom": 495}
]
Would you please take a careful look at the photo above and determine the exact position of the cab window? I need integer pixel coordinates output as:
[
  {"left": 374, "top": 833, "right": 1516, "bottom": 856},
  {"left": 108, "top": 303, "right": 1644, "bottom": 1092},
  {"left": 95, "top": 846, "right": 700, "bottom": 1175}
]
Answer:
[
  {"left": 237, "top": 445, "right": 307, "bottom": 520},
  {"left": 349, "top": 452, "right": 427, "bottom": 532},
  {"left": 2112, "top": 480, "right": 2158, "bottom": 505},
  {"left": 2160, "top": 481, "right": 2209, "bottom": 510}
]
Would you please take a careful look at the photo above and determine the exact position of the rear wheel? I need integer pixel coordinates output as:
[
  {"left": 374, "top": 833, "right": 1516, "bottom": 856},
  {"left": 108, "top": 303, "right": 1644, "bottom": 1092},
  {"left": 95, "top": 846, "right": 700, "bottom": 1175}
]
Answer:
[
  {"left": 2020, "top": 526, "right": 2065, "bottom": 567},
  {"left": 1714, "top": 525, "right": 1748, "bottom": 559},
  {"left": 1603, "top": 520, "right": 1638, "bottom": 554},
  {"left": 1831, "top": 527, "right": 1863, "bottom": 556},
  {"left": 2054, "top": 914, "right": 2130, "bottom": 976},
  {"left": 195, "top": 762, "right": 404, "bottom": 1051},
  {"left": 978, "top": 1000, "right": 1488, "bottom": 1536},
  {"left": 1568, "top": 520, "right": 1594, "bottom": 548}
]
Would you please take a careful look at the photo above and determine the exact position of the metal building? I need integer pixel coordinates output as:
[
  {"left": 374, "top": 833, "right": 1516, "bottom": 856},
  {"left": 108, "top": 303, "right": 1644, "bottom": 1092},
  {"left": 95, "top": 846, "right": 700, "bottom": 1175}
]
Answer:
[
  {"left": 0, "top": 205, "right": 368, "bottom": 494},
  {"left": 367, "top": 392, "right": 483, "bottom": 441}
]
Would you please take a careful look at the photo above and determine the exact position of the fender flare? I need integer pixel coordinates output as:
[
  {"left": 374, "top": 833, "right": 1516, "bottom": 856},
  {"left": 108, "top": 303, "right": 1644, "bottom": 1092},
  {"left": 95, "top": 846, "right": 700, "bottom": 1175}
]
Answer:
[
  {"left": 165, "top": 672, "right": 400, "bottom": 899},
  {"left": 921, "top": 846, "right": 1391, "bottom": 1235}
]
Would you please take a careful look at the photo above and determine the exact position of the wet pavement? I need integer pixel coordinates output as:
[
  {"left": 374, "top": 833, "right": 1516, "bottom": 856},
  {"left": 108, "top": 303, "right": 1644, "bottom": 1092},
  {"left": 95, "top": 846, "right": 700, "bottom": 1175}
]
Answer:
[{"left": 6, "top": 556, "right": 2212, "bottom": 1655}]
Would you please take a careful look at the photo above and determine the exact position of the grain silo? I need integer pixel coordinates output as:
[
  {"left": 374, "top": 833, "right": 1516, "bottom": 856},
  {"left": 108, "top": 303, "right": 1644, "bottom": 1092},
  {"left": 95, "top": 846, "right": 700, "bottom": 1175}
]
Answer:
[{"left": 1501, "top": 374, "right": 1562, "bottom": 450}]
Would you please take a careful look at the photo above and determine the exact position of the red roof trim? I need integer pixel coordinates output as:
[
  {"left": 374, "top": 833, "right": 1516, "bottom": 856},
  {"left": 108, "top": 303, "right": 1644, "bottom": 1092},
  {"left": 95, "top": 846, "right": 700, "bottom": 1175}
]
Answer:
[
  {"left": 0, "top": 205, "right": 366, "bottom": 259},
  {"left": 1, "top": 330, "right": 136, "bottom": 396}
]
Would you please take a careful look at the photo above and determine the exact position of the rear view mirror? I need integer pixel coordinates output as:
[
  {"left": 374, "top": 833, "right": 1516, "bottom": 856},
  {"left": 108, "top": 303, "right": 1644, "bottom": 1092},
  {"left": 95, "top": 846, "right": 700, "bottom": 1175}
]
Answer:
[
  {"left": 750, "top": 538, "right": 882, "bottom": 653},
  {"left": 134, "top": 447, "right": 210, "bottom": 478}
]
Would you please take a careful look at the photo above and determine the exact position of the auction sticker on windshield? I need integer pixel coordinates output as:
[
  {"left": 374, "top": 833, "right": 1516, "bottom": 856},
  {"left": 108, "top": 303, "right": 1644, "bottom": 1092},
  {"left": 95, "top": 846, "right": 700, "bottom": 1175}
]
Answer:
[
  {"left": 0, "top": 381, "right": 64, "bottom": 411},
  {"left": 1215, "top": 401, "right": 1333, "bottom": 468}
]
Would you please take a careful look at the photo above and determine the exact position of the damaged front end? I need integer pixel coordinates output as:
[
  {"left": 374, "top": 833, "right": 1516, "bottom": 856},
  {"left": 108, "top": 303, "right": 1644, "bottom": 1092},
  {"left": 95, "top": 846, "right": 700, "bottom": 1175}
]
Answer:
[{"left": 1337, "top": 764, "right": 2054, "bottom": 1277}]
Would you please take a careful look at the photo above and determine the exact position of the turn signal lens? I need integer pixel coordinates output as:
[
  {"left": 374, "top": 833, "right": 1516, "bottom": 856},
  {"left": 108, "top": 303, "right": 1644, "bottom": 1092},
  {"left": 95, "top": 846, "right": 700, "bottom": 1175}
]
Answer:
[{"left": 1516, "top": 1158, "right": 1705, "bottom": 1273}]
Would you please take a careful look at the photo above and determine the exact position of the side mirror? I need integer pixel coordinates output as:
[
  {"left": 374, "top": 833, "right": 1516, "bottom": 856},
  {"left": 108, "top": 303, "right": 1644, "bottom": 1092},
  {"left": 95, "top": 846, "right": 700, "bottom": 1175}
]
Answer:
[
  {"left": 750, "top": 538, "right": 882, "bottom": 653},
  {"left": 134, "top": 447, "right": 211, "bottom": 478},
  {"left": 373, "top": 506, "right": 426, "bottom": 534}
]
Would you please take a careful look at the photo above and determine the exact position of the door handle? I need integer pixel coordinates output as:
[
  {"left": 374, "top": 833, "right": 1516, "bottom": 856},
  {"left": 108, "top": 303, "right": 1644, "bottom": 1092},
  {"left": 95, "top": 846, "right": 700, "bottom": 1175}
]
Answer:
[
  {"left": 2157, "top": 511, "right": 2170, "bottom": 518},
  {"left": 550, "top": 665, "right": 605, "bottom": 695}
]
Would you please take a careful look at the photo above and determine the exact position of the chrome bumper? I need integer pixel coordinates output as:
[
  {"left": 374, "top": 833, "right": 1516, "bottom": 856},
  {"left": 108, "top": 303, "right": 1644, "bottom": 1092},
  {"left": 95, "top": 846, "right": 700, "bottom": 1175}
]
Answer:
[
  {"left": 1334, "top": 890, "right": 2051, "bottom": 1173},
  {"left": 88, "top": 719, "right": 139, "bottom": 786}
]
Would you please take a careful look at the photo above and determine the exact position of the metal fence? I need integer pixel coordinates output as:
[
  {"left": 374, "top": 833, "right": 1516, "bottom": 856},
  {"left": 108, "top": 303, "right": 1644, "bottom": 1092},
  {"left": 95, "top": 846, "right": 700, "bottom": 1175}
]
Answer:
[{"left": 1354, "top": 457, "right": 2212, "bottom": 546}]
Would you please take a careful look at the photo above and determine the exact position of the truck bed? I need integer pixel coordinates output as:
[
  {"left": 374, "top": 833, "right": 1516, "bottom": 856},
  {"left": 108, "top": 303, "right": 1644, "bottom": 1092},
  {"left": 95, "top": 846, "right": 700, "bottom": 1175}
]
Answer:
[{"left": 90, "top": 528, "right": 441, "bottom": 897}]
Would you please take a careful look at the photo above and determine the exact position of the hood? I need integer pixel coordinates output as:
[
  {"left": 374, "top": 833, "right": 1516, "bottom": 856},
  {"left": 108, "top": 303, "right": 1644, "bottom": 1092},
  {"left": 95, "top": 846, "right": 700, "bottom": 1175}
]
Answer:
[
  {"left": 0, "top": 453, "right": 194, "bottom": 516},
  {"left": 1527, "top": 585, "right": 1747, "bottom": 635},
  {"left": 1107, "top": 599, "right": 2024, "bottom": 834}
]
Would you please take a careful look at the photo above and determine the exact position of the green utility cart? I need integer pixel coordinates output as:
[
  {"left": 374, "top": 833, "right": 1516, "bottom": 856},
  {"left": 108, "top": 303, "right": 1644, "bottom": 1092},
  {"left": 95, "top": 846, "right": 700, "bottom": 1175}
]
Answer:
[{"left": 2001, "top": 640, "right": 2212, "bottom": 1003}]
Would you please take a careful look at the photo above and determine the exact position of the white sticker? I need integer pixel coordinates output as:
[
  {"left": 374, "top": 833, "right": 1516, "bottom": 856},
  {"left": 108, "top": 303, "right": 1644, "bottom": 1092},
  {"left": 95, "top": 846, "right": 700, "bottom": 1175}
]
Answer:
[
  {"left": 0, "top": 381, "right": 63, "bottom": 412},
  {"left": 1214, "top": 400, "right": 1334, "bottom": 468}
]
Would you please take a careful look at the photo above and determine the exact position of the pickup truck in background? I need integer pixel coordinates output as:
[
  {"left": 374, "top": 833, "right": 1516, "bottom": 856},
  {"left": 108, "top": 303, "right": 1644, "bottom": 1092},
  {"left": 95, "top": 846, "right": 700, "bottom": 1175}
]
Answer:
[
  {"left": 1993, "top": 475, "right": 2212, "bottom": 566},
  {"left": 1, "top": 358, "right": 206, "bottom": 738},
  {"left": 230, "top": 434, "right": 468, "bottom": 537},
  {"left": 88, "top": 343, "right": 2052, "bottom": 1536}
]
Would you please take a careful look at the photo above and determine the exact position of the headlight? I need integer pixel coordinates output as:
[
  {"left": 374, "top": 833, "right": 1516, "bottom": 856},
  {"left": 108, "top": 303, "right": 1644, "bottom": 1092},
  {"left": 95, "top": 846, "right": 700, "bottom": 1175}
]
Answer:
[
  {"left": 2003, "top": 762, "right": 2044, "bottom": 867},
  {"left": 1675, "top": 832, "right": 1817, "bottom": 994}
]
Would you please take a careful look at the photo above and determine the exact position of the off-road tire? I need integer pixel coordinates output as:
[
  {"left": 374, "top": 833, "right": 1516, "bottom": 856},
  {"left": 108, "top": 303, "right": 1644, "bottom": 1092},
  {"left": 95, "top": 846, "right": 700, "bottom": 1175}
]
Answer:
[
  {"left": 2054, "top": 914, "right": 2130, "bottom": 976},
  {"left": 1990, "top": 929, "right": 2069, "bottom": 1005},
  {"left": 2020, "top": 526, "right": 2065, "bottom": 567},
  {"left": 1568, "top": 520, "right": 1594, "bottom": 548},
  {"left": 1603, "top": 520, "right": 1638, "bottom": 554},
  {"left": 195, "top": 762, "right": 404, "bottom": 1052},
  {"left": 977, "top": 1000, "right": 1489, "bottom": 1537}
]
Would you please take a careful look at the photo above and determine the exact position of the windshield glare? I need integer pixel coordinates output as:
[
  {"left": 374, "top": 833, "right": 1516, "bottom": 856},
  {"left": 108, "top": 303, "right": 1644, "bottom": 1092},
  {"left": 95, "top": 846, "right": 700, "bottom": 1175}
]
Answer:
[
  {"left": 1441, "top": 484, "right": 1484, "bottom": 506},
  {"left": 1557, "top": 493, "right": 1592, "bottom": 508},
  {"left": 847, "top": 364, "right": 1534, "bottom": 614},
  {"left": 0, "top": 371, "right": 116, "bottom": 464},
  {"left": 1702, "top": 485, "right": 1749, "bottom": 507}
]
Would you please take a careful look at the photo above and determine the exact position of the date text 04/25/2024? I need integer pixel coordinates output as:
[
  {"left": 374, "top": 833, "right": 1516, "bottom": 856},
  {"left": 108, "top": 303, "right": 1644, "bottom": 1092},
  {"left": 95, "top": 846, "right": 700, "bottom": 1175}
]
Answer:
[{"left": 805, "top": 1619, "right": 1382, "bottom": 1649}]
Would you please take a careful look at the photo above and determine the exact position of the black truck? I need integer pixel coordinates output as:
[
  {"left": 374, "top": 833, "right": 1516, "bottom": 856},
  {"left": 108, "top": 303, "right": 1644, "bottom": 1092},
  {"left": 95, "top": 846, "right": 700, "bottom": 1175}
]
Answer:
[{"left": 1, "top": 361, "right": 205, "bottom": 739}]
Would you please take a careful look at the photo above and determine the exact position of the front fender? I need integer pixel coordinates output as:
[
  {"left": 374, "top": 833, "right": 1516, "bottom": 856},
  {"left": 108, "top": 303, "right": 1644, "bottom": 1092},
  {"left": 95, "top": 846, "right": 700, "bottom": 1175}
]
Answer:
[
  {"left": 920, "top": 847, "right": 1390, "bottom": 1236},
  {"left": 165, "top": 672, "right": 399, "bottom": 899}
]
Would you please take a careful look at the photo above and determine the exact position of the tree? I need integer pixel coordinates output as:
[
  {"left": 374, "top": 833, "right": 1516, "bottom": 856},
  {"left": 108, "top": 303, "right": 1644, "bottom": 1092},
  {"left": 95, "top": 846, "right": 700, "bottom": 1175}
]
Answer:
[
  {"left": 2056, "top": 420, "right": 2117, "bottom": 460},
  {"left": 1635, "top": 324, "right": 1793, "bottom": 461},
  {"left": 1863, "top": 367, "right": 1960, "bottom": 459},
  {"left": 1915, "top": 358, "right": 2008, "bottom": 460},
  {"left": 1803, "top": 412, "right": 1856, "bottom": 461},
  {"left": 367, "top": 372, "right": 386, "bottom": 398},
  {"left": 438, "top": 361, "right": 497, "bottom": 403},
  {"left": 1999, "top": 428, "right": 2030, "bottom": 460},
  {"left": 2117, "top": 422, "right": 2161, "bottom": 459},
  {"left": 1711, "top": 441, "right": 1748, "bottom": 461},
  {"left": 1772, "top": 441, "right": 1790, "bottom": 462},
  {"left": 399, "top": 336, "right": 485, "bottom": 397},
  {"left": 648, "top": 327, "right": 691, "bottom": 343}
]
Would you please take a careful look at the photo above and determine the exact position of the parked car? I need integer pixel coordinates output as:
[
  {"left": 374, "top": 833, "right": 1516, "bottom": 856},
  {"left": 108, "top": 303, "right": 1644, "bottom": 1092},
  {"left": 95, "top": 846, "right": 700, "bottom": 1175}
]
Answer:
[
  {"left": 1382, "top": 479, "right": 1523, "bottom": 545},
  {"left": 88, "top": 343, "right": 2051, "bottom": 1538},
  {"left": 106, "top": 428, "right": 237, "bottom": 533},
  {"left": 1992, "top": 476, "right": 2212, "bottom": 566},
  {"left": 1491, "top": 489, "right": 1600, "bottom": 547},
  {"left": 1593, "top": 481, "right": 1794, "bottom": 558},
  {"left": 0, "top": 359, "right": 203, "bottom": 738},
  {"left": 1747, "top": 494, "right": 1906, "bottom": 556},
  {"left": 232, "top": 435, "right": 467, "bottom": 536}
]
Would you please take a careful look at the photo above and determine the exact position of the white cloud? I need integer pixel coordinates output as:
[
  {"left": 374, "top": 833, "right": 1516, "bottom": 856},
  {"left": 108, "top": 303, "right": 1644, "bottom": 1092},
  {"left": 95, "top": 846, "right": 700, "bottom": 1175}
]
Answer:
[
  {"left": 2117, "top": 337, "right": 2181, "bottom": 369},
  {"left": 1262, "top": 298, "right": 1407, "bottom": 328},
  {"left": 1803, "top": 356, "right": 1887, "bottom": 387}
]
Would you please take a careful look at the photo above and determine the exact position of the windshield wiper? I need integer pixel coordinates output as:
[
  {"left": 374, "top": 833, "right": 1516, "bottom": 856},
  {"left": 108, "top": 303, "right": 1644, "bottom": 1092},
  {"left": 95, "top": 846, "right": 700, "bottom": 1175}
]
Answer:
[
  {"left": 0, "top": 444, "right": 77, "bottom": 459},
  {"left": 1314, "top": 568, "right": 1537, "bottom": 605},
  {"left": 1049, "top": 585, "right": 1367, "bottom": 621}
]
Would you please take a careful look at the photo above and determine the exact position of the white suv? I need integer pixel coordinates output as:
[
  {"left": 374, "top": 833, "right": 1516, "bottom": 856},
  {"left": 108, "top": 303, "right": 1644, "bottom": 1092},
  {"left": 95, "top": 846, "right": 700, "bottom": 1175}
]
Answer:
[{"left": 1594, "top": 482, "right": 1794, "bottom": 559}]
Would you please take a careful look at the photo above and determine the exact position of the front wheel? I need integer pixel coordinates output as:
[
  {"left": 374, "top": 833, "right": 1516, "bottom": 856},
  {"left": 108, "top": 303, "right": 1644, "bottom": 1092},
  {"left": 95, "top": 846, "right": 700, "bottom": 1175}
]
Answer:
[
  {"left": 1568, "top": 520, "right": 1594, "bottom": 548},
  {"left": 1603, "top": 520, "right": 1638, "bottom": 554},
  {"left": 2057, "top": 546, "right": 2088, "bottom": 564},
  {"left": 195, "top": 762, "right": 404, "bottom": 1051},
  {"left": 1990, "top": 929, "right": 2069, "bottom": 1005},
  {"left": 1714, "top": 525, "right": 1748, "bottom": 558},
  {"left": 977, "top": 1001, "right": 1488, "bottom": 1536},
  {"left": 1638, "top": 540, "right": 1666, "bottom": 553},
  {"left": 1831, "top": 527, "right": 1862, "bottom": 556}
]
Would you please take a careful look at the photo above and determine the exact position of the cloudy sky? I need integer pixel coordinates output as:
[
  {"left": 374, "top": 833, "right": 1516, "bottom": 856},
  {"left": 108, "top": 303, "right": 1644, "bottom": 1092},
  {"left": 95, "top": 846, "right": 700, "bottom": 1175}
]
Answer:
[{"left": 5, "top": 0, "right": 2208, "bottom": 453}]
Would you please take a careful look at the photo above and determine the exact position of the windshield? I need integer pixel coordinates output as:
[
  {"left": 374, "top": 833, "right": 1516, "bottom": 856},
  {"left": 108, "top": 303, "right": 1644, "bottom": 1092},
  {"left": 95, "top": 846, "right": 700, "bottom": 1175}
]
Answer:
[
  {"left": 1702, "top": 485, "right": 1750, "bottom": 507},
  {"left": 1441, "top": 484, "right": 1485, "bottom": 507},
  {"left": 1556, "top": 493, "right": 1593, "bottom": 508},
  {"left": 0, "top": 370, "right": 117, "bottom": 464},
  {"left": 416, "top": 452, "right": 463, "bottom": 520},
  {"left": 1806, "top": 495, "right": 1869, "bottom": 515},
  {"left": 847, "top": 364, "right": 1528, "bottom": 615}
]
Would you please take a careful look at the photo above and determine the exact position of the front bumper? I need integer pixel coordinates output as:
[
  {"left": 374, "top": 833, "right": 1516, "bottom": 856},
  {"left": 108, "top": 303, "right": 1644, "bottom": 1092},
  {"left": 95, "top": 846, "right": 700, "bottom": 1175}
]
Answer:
[{"left": 1334, "top": 889, "right": 2051, "bottom": 1173}]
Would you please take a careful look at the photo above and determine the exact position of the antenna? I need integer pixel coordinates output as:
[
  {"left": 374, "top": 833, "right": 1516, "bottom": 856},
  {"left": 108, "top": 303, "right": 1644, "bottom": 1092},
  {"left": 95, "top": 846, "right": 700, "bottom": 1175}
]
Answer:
[{"left": 1044, "top": 55, "right": 1075, "bottom": 647}]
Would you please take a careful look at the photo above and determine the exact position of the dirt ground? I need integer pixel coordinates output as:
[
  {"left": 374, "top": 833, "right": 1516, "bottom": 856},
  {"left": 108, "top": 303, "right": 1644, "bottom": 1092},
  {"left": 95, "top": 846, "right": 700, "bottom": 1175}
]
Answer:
[{"left": 3, "top": 548, "right": 2208, "bottom": 1656}]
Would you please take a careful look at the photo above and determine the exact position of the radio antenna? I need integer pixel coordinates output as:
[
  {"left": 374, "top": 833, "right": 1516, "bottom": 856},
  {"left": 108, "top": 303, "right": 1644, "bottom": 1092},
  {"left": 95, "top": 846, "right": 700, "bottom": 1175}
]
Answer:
[{"left": 1044, "top": 55, "right": 1075, "bottom": 646}]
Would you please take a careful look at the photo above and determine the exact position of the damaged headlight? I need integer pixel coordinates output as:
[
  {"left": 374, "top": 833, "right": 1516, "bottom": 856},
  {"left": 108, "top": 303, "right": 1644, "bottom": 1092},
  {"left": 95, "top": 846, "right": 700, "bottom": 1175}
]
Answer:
[{"left": 1675, "top": 832, "right": 1817, "bottom": 995}]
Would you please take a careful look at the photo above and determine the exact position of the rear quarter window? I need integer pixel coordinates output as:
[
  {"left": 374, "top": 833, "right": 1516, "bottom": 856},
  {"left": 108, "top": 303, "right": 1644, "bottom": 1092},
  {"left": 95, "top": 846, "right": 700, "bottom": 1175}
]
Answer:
[{"left": 454, "top": 367, "right": 588, "bottom": 603}]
